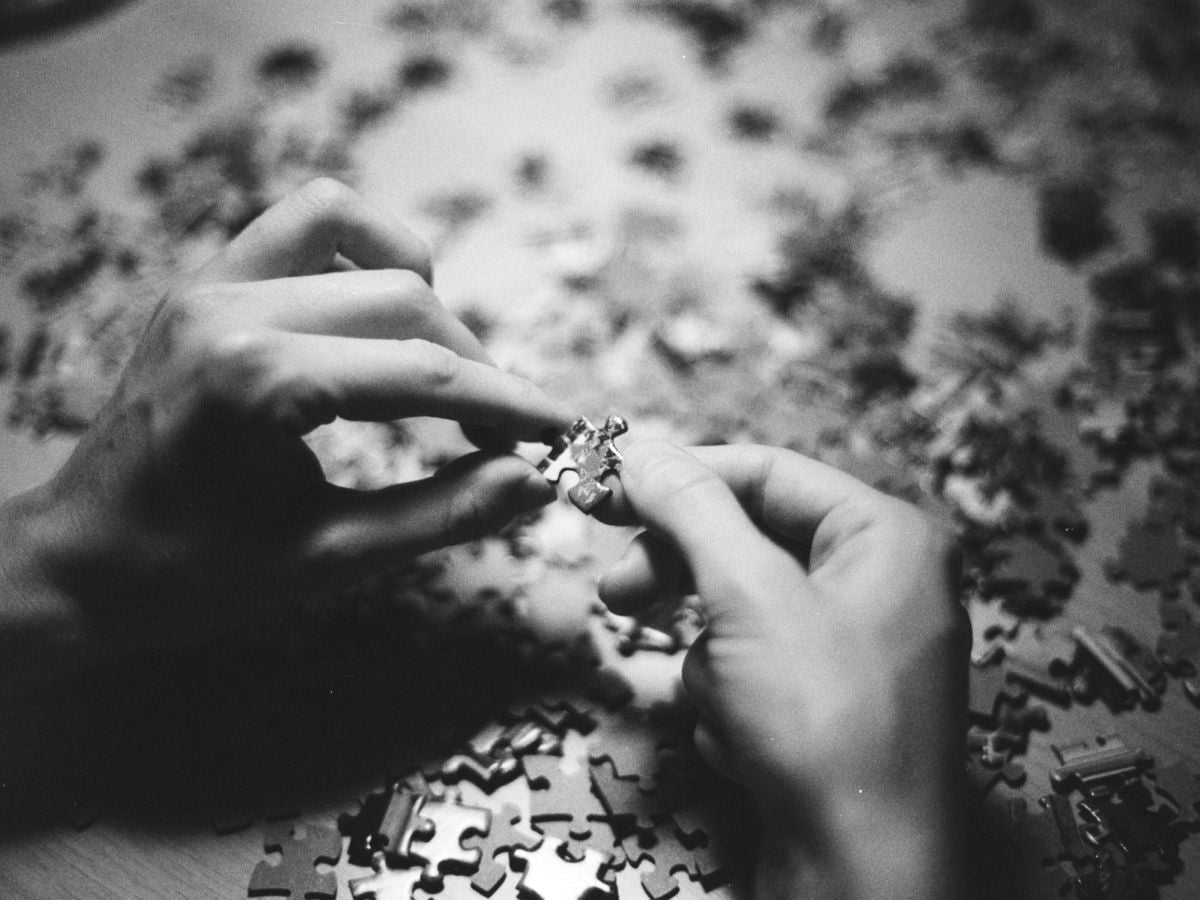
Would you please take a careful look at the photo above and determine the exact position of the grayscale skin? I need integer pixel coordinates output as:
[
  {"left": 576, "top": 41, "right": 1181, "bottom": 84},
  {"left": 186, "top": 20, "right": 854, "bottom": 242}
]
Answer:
[{"left": 0, "top": 178, "right": 972, "bottom": 899}]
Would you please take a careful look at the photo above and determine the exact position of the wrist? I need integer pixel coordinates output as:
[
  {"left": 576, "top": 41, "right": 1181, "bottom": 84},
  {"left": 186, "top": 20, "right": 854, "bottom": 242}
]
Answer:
[{"left": 756, "top": 786, "right": 972, "bottom": 900}]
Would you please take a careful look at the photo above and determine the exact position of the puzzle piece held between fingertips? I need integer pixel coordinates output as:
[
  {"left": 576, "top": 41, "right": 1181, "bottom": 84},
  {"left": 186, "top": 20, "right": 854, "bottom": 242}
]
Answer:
[{"left": 538, "top": 415, "right": 628, "bottom": 513}]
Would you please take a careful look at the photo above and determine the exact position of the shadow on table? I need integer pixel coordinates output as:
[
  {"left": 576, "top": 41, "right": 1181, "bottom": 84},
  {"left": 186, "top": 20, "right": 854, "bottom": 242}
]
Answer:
[
  {"left": 0, "top": 605, "right": 591, "bottom": 832},
  {"left": 0, "top": 0, "right": 137, "bottom": 49}
]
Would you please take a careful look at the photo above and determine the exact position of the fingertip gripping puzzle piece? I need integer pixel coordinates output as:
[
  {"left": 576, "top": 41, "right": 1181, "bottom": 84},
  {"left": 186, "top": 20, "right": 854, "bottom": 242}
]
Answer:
[{"left": 538, "top": 416, "right": 628, "bottom": 513}]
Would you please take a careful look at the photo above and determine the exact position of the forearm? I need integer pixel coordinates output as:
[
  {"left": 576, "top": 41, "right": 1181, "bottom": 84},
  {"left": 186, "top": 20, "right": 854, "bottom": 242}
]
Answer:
[{"left": 756, "top": 791, "right": 973, "bottom": 900}]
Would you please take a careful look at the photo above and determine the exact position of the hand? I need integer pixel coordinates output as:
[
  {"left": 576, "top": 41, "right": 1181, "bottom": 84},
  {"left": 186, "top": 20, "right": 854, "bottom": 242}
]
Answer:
[
  {"left": 597, "top": 441, "right": 971, "bottom": 900},
  {"left": 0, "top": 179, "right": 571, "bottom": 666}
]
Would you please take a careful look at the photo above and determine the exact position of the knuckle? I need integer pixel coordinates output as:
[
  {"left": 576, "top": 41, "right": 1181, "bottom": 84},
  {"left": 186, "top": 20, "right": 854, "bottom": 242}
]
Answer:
[
  {"left": 382, "top": 270, "right": 441, "bottom": 323},
  {"left": 157, "top": 284, "right": 228, "bottom": 344},
  {"left": 403, "top": 338, "right": 460, "bottom": 389},
  {"left": 196, "top": 329, "right": 275, "bottom": 384},
  {"left": 295, "top": 176, "right": 357, "bottom": 216},
  {"left": 193, "top": 330, "right": 334, "bottom": 428}
]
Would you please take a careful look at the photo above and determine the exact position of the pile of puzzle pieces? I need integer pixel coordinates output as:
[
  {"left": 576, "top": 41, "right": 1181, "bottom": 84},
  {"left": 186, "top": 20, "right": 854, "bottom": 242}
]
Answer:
[
  {"left": 970, "top": 735, "right": 1200, "bottom": 898},
  {"left": 246, "top": 674, "right": 747, "bottom": 900}
]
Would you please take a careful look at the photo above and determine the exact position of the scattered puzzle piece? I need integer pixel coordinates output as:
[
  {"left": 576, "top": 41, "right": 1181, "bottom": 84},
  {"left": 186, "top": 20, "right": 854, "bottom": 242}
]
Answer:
[
  {"left": 249, "top": 821, "right": 342, "bottom": 899},
  {"left": 462, "top": 803, "right": 542, "bottom": 897},
  {"left": 1151, "top": 760, "right": 1200, "bottom": 822},
  {"left": 984, "top": 535, "right": 1078, "bottom": 615},
  {"left": 638, "top": 822, "right": 725, "bottom": 900},
  {"left": 1106, "top": 516, "right": 1191, "bottom": 591},
  {"left": 538, "top": 415, "right": 628, "bottom": 513},
  {"left": 349, "top": 853, "right": 424, "bottom": 900},
  {"left": 966, "top": 594, "right": 1020, "bottom": 664},
  {"left": 341, "top": 784, "right": 432, "bottom": 866},
  {"left": 523, "top": 754, "right": 605, "bottom": 841},
  {"left": 512, "top": 836, "right": 614, "bottom": 900},
  {"left": 408, "top": 795, "right": 490, "bottom": 887},
  {"left": 589, "top": 759, "right": 662, "bottom": 832},
  {"left": 1156, "top": 599, "right": 1200, "bottom": 699}
]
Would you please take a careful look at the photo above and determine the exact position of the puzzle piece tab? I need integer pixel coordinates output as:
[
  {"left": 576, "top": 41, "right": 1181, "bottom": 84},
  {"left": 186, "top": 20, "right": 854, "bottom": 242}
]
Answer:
[{"left": 537, "top": 415, "right": 628, "bottom": 513}]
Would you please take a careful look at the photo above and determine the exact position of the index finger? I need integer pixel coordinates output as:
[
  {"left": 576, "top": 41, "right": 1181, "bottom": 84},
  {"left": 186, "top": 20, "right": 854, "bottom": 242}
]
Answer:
[
  {"left": 601, "top": 444, "right": 878, "bottom": 546},
  {"left": 197, "top": 178, "right": 433, "bottom": 284},
  {"left": 616, "top": 441, "right": 808, "bottom": 632}
]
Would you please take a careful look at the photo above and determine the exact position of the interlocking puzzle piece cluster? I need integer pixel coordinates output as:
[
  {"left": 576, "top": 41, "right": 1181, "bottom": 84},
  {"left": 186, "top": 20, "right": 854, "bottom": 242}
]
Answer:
[
  {"left": 249, "top": 820, "right": 343, "bottom": 899},
  {"left": 537, "top": 415, "right": 628, "bottom": 513}
]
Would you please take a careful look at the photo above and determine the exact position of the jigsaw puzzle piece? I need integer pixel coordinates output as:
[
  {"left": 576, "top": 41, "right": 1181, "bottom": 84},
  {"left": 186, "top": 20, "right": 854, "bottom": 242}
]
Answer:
[
  {"left": 249, "top": 821, "right": 342, "bottom": 899},
  {"left": 1151, "top": 760, "right": 1200, "bottom": 822},
  {"left": 523, "top": 753, "right": 606, "bottom": 845},
  {"left": 512, "top": 836, "right": 614, "bottom": 900},
  {"left": 461, "top": 802, "right": 542, "bottom": 896},
  {"left": 349, "top": 853, "right": 424, "bottom": 900},
  {"left": 1106, "top": 516, "right": 1192, "bottom": 592},
  {"left": 638, "top": 821, "right": 726, "bottom": 900},
  {"left": 537, "top": 415, "right": 628, "bottom": 513},
  {"left": 589, "top": 760, "right": 663, "bottom": 833},
  {"left": 341, "top": 783, "right": 433, "bottom": 866},
  {"left": 407, "top": 795, "right": 490, "bottom": 887}
]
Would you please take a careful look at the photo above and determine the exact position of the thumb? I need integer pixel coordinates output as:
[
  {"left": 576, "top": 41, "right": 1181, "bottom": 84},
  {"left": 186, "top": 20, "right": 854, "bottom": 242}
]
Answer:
[
  {"left": 618, "top": 441, "right": 808, "bottom": 634},
  {"left": 299, "top": 452, "right": 554, "bottom": 579}
]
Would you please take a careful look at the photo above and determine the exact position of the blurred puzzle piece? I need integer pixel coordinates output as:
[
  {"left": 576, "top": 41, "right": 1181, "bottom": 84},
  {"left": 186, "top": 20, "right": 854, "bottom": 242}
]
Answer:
[
  {"left": 538, "top": 415, "right": 628, "bottom": 513},
  {"left": 248, "top": 821, "right": 342, "bottom": 899}
]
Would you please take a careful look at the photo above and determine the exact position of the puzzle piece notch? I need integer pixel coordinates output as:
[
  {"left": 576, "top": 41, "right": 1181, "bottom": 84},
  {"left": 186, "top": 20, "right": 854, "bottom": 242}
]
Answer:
[
  {"left": 537, "top": 415, "right": 628, "bottom": 513},
  {"left": 249, "top": 820, "right": 343, "bottom": 899},
  {"left": 512, "top": 836, "right": 614, "bottom": 900}
]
